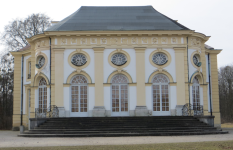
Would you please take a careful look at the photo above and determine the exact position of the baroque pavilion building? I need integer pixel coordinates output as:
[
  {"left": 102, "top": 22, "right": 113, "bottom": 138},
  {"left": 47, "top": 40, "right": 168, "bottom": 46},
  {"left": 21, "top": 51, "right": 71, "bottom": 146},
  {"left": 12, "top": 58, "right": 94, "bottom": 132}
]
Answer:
[{"left": 11, "top": 6, "right": 222, "bottom": 130}]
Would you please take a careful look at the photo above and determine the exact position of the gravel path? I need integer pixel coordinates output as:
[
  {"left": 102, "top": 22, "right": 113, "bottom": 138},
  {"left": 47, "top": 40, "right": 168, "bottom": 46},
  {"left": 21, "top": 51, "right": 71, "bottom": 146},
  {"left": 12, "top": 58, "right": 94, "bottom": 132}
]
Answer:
[{"left": 0, "top": 129, "right": 233, "bottom": 148}]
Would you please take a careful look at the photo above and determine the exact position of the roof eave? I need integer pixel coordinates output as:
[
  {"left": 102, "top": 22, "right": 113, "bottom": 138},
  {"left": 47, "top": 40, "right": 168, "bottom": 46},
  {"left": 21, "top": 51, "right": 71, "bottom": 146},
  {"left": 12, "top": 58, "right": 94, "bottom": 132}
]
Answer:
[
  {"left": 10, "top": 49, "right": 31, "bottom": 56},
  {"left": 44, "top": 30, "right": 194, "bottom": 36},
  {"left": 205, "top": 49, "right": 222, "bottom": 54}
]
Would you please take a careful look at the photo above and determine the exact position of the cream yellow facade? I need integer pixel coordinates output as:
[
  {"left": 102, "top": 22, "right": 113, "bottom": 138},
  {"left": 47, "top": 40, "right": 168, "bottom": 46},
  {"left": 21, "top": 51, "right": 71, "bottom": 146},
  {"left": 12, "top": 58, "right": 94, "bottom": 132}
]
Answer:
[
  {"left": 11, "top": 31, "right": 222, "bottom": 129},
  {"left": 10, "top": 6, "right": 222, "bottom": 129}
]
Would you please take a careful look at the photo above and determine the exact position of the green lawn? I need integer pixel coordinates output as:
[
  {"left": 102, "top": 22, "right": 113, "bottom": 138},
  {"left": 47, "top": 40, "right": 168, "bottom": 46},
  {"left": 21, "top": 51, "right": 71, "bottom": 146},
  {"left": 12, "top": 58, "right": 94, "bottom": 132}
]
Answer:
[{"left": 1, "top": 141, "right": 233, "bottom": 150}]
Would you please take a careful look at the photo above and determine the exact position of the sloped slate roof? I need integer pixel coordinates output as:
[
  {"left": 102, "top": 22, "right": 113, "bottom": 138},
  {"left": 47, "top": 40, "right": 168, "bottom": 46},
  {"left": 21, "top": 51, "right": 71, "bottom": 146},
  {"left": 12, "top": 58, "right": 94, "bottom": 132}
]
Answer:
[
  {"left": 18, "top": 44, "right": 31, "bottom": 52},
  {"left": 205, "top": 44, "right": 214, "bottom": 50},
  {"left": 46, "top": 6, "right": 190, "bottom": 31}
]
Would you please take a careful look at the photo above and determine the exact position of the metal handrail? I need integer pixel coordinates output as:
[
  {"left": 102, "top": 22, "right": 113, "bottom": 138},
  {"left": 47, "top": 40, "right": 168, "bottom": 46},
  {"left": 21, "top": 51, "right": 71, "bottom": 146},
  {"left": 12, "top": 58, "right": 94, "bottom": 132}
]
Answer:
[
  {"left": 182, "top": 103, "right": 203, "bottom": 116},
  {"left": 35, "top": 105, "right": 59, "bottom": 118}
]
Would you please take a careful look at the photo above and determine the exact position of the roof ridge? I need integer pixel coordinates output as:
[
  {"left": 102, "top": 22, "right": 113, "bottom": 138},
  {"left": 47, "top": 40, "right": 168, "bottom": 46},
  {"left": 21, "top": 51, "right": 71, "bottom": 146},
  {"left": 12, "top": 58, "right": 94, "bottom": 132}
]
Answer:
[{"left": 81, "top": 5, "right": 152, "bottom": 7}]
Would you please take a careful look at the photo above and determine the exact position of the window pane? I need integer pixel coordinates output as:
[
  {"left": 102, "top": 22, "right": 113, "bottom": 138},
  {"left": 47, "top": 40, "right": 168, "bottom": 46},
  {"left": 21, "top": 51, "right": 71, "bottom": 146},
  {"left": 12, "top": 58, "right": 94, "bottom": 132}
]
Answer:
[
  {"left": 192, "top": 81, "right": 200, "bottom": 110},
  {"left": 153, "top": 85, "right": 160, "bottom": 111}
]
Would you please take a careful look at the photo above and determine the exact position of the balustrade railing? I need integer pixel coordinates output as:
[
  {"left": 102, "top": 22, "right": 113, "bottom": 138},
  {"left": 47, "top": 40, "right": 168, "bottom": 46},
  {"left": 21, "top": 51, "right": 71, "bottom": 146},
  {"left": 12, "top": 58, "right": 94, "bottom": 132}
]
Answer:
[
  {"left": 35, "top": 105, "right": 59, "bottom": 118},
  {"left": 182, "top": 103, "right": 203, "bottom": 116}
]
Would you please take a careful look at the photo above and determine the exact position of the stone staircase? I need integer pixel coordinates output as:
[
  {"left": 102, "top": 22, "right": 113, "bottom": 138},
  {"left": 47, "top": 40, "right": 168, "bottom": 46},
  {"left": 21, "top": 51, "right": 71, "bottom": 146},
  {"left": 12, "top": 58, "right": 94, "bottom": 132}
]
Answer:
[{"left": 18, "top": 116, "right": 228, "bottom": 137}]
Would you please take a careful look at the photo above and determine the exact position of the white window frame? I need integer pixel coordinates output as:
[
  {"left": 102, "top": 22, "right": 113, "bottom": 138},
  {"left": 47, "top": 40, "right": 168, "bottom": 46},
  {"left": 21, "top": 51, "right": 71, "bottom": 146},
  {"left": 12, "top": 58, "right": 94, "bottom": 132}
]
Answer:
[
  {"left": 110, "top": 74, "right": 129, "bottom": 116},
  {"left": 192, "top": 77, "right": 201, "bottom": 109},
  {"left": 151, "top": 74, "right": 170, "bottom": 116},
  {"left": 38, "top": 78, "right": 47, "bottom": 113},
  {"left": 29, "top": 61, "right": 31, "bottom": 75},
  {"left": 70, "top": 75, "right": 89, "bottom": 117}
]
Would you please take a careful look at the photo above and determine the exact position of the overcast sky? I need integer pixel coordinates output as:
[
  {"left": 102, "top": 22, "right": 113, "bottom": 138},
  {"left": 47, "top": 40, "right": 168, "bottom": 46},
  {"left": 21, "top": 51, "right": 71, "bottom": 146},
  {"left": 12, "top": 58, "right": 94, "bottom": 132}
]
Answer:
[{"left": 0, "top": 0, "right": 232, "bottom": 68}]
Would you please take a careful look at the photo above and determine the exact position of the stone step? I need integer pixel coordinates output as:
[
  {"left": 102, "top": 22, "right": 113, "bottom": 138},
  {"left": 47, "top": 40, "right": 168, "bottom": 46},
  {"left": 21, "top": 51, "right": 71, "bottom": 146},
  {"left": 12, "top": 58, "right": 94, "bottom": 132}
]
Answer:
[
  {"left": 40, "top": 122, "right": 207, "bottom": 125},
  {"left": 38, "top": 122, "right": 208, "bottom": 126},
  {"left": 35, "top": 125, "right": 211, "bottom": 129},
  {"left": 40, "top": 122, "right": 206, "bottom": 126},
  {"left": 46, "top": 116, "right": 194, "bottom": 119},
  {"left": 44, "top": 120, "right": 201, "bottom": 123},
  {"left": 42, "top": 122, "right": 205, "bottom": 125},
  {"left": 43, "top": 121, "right": 201, "bottom": 124},
  {"left": 39, "top": 121, "right": 206, "bottom": 125},
  {"left": 42, "top": 117, "right": 196, "bottom": 121},
  {"left": 29, "top": 127, "right": 218, "bottom": 131},
  {"left": 18, "top": 131, "right": 229, "bottom": 137},
  {"left": 23, "top": 130, "right": 216, "bottom": 134},
  {"left": 20, "top": 116, "right": 226, "bottom": 137},
  {"left": 43, "top": 119, "right": 198, "bottom": 122},
  {"left": 37, "top": 125, "right": 208, "bottom": 128},
  {"left": 45, "top": 118, "right": 198, "bottom": 121}
]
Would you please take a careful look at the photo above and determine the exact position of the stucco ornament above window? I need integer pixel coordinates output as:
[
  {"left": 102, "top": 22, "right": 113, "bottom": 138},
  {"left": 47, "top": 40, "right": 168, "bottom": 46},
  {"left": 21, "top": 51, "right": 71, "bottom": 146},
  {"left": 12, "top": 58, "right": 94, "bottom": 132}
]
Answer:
[
  {"left": 193, "top": 54, "right": 202, "bottom": 67},
  {"left": 152, "top": 53, "right": 168, "bottom": 65},
  {"left": 71, "top": 54, "right": 87, "bottom": 66},
  {"left": 111, "top": 53, "right": 127, "bottom": 66}
]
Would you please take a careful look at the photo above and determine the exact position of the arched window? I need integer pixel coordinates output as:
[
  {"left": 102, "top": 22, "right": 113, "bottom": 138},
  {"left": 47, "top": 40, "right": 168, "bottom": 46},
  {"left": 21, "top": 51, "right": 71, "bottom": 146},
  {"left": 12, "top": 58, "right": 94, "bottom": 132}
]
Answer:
[
  {"left": 192, "top": 76, "right": 200, "bottom": 110},
  {"left": 152, "top": 74, "right": 169, "bottom": 112},
  {"left": 38, "top": 78, "right": 47, "bottom": 113},
  {"left": 111, "top": 74, "right": 128, "bottom": 116},
  {"left": 71, "top": 75, "right": 88, "bottom": 113},
  {"left": 111, "top": 74, "right": 128, "bottom": 84},
  {"left": 71, "top": 75, "right": 88, "bottom": 84}
]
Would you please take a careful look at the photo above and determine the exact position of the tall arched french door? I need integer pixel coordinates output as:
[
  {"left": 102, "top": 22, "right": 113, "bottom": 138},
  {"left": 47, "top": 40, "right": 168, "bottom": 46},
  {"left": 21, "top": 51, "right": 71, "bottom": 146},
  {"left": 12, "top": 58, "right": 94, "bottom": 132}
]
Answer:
[
  {"left": 38, "top": 78, "right": 47, "bottom": 113},
  {"left": 111, "top": 74, "right": 129, "bottom": 116},
  {"left": 70, "top": 75, "right": 88, "bottom": 117},
  {"left": 192, "top": 76, "right": 200, "bottom": 110},
  {"left": 152, "top": 74, "right": 170, "bottom": 116}
]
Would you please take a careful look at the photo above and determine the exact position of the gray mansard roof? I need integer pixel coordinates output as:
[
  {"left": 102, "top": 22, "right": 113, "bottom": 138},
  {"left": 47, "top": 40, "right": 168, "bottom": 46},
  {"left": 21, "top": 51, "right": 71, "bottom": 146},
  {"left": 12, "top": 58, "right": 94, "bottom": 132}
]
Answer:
[{"left": 46, "top": 6, "right": 190, "bottom": 31}]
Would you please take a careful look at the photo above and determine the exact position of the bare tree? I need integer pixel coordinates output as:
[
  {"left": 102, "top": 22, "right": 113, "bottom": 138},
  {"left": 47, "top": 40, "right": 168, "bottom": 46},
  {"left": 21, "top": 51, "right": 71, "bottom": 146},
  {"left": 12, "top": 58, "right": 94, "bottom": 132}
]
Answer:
[
  {"left": 0, "top": 13, "right": 51, "bottom": 129},
  {"left": 219, "top": 65, "right": 233, "bottom": 123},
  {"left": 0, "top": 53, "right": 14, "bottom": 129},
  {"left": 0, "top": 13, "right": 51, "bottom": 51}
]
